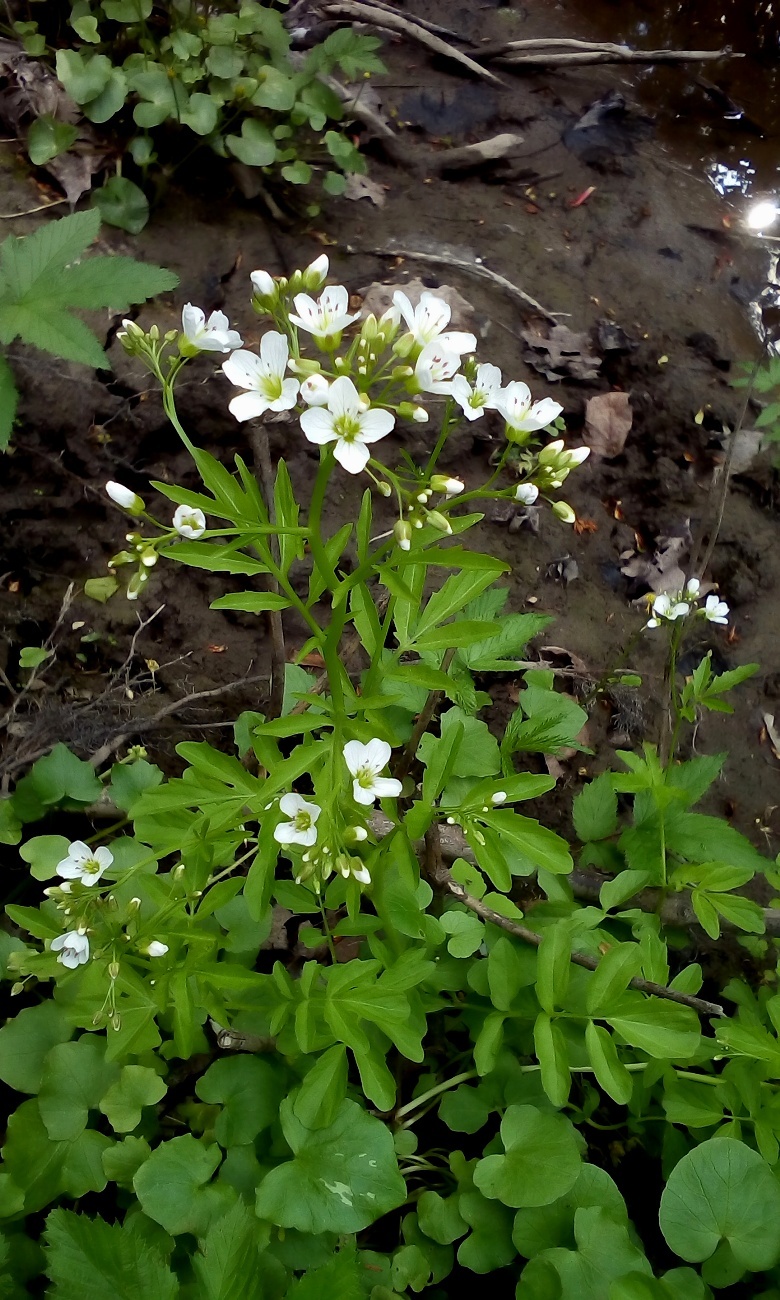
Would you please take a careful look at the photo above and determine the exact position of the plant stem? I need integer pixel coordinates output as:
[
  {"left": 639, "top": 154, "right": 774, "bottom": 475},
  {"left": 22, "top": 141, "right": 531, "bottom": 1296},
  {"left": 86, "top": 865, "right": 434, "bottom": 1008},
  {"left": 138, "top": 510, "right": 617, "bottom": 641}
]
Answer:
[{"left": 394, "top": 1069, "right": 478, "bottom": 1120}]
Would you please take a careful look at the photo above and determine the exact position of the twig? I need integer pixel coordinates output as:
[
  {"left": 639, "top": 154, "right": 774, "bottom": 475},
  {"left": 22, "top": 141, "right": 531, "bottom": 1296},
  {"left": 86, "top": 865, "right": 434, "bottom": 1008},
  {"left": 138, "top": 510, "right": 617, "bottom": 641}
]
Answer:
[
  {"left": 322, "top": 74, "right": 398, "bottom": 140},
  {"left": 249, "top": 426, "right": 286, "bottom": 720},
  {"left": 87, "top": 675, "right": 268, "bottom": 767},
  {"left": 443, "top": 873, "right": 724, "bottom": 1017},
  {"left": 357, "top": 244, "right": 559, "bottom": 324},
  {"left": 0, "top": 197, "right": 69, "bottom": 219},
  {"left": 395, "top": 647, "right": 456, "bottom": 783},
  {"left": 342, "top": 0, "right": 473, "bottom": 43},
  {"left": 321, "top": 1, "right": 503, "bottom": 85},
  {"left": 0, "top": 582, "right": 76, "bottom": 732},
  {"left": 477, "top": 39, "right": 740, "bottom": 67}
]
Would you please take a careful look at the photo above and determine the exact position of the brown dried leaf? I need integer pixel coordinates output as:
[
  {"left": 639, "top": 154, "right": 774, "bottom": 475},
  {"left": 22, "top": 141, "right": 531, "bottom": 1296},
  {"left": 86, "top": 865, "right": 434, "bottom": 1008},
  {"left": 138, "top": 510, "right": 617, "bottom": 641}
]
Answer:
[
  {"left": 521, "top": 323, "right": 601, "bottom": 382},
  {"left": 584, "top": 391, "right": 633, "bottom": 458},
  {"left": 344, "top": 172, "right": 386, "bottom": 207},
  {"left": 619, "top": 523, "right": 692, "bottom": 595}
]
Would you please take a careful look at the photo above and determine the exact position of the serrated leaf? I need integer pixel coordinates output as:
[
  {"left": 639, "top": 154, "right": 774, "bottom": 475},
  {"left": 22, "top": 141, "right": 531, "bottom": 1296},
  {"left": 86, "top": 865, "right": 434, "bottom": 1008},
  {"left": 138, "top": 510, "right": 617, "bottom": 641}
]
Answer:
[
  {"left": 44, "top": 1207, "right": 178, "bottom": 1300},
  {"left": 192, "top": 1201, "right": 266, "bottom": 1300},
  {"left": 0, "top": 303, "right": 106, "bottom": 367},
  {"left": 573, "top": 773, "right": 618, "bottom": 842},
  {"left": 99, "top": 1065, "right": 167, "bottom": 1133},
  {"left": 51, "top": 256, "right": 178, "bottom": 310}
]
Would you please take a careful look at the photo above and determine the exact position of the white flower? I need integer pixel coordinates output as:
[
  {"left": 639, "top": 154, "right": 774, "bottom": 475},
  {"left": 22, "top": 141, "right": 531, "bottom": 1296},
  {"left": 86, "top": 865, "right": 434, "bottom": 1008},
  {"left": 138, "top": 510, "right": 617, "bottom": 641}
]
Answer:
[
  {"left": 685, "top": 578, "right": 701, "bottom": 598},
  {"left": 515, "top": 483, "right": 539, "bottom": 505},
  {"left": 51, "top": 930, "right": 89, "bottom": 969},
  {"left": 704, "top": 594, "right": 729, "bottom": 625},
  {"left": 106, "top": 481, "right": 144, "bottom": 514},
  {"left": 343, "top": 738, "right": 402, "bottom": 806},
  {"left": 300, "top": 376, "right": 395, "bottom": 474},
  {"left": 498, "top": 382, "right": 563, "bottom": 434},
  {"left": 173, "top": 505, "right": 206, "bottom": 539},
  {"left": 181, "top": 304, "right": 242, "bottom": 354},
  {"left": 393, "top": 290, "right": 451, "bottom": 346},
  {"left": 414, "top": 341, "right": 463, "bottom": 396},
  {"left": 289, "top": 285, "right": 359, "bottom": 341},
  {"left": 450, "top": 363, "right": 503, "bottom": 421},
  {"left": 56, "top": 840, "right": 113, "bottom": 885},
  {"left": 300, "top": 374, "right": 331, "bottom": 406},
  {"left": 222, "top": 334, "right": 300, "bottom": 422},
  {"left": 274, "top": 793, "right": 321, "bottom": 846},
  {"left": 146, "top": 941, "right": 169, "bottom": 957},
  {"left": 251, "top": 269, "right": 275, "bottom": 298},
  {"left": 646, "top": 592, "right": 691, "bottom": 629}
]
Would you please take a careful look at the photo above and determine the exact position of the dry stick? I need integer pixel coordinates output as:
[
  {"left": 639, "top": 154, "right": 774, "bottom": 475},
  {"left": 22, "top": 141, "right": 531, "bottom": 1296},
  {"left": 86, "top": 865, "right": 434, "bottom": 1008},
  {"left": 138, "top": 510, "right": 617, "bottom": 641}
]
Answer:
[
  {"left": 347, "top": 0, "right": 474, "bottom": 43},
  {"left": 395, "top": 646, "right": 456, "bottom": 784},
  {"left": 321, "top": 1, "right": 504, "bottom": 86},
  {"left": 249, "top": 426, "right": 287, "bottom": 719},
  {"left": 0, "top": 583, "right": 76, "bottom": 733},
  {"left": 88, "top": 675, "right": 268, "bottom": 768},
  {"left": 360, "top": 245, "right": 559, "bottom": 324},
  {"left": 481, "top": 43, "right": 739, "bottom": 68}
]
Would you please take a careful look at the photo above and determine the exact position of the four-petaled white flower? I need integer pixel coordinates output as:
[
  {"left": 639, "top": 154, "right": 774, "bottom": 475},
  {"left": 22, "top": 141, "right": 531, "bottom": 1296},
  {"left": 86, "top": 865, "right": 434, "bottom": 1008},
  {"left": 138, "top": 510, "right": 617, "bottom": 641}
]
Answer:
[
  {"left": 393, "top": 290, "right": 451, "bottom": 347},
  {"left": 450, "top": 363, "right": 503, "bottom": 421},
  {"left": 289, "top": 285, "right": 359, "bottom": 341},
  {"left": 300, "top": 373, "right": 331, "bottom": 406},
  {"left": 181, "top": 304, "right": 242, "bottom": 354},
  {"left": 146, "top": 941, "right": 169, "bottom": 957},
  {"left": 173, "top": 505, "right": 206, "bottom": 539},
  {"left": 300, "top": 376, "right": 395, "bottom": 474},
  {"left": 704, "top": 594, "right": 729, "bottom": 625},
  {"left": 498, "top": 382, "right": 563, "bottom": 434},
  {"left": 274, "top": 793, "right": 321, "bottom": 846},
  {"left": 414, "top": 341, "right": 463, "bottom": 396},
  {"left": 51, "top": 930, "right": 89, "bottom": 969},
  {"left": 343, "top": 739, "right": 402, "bottom": 806},
  {"left": 646, "top": 593, "right": 691, "bottom": 629},
  {"left": 222, "top": 333, "right": 300, "bottom": 422},
  {"left": 56, "top": 840, "right": 113, "bottom": 885},
  {"left": 515, "top": 483, "right": 539, "bottom": 505}
]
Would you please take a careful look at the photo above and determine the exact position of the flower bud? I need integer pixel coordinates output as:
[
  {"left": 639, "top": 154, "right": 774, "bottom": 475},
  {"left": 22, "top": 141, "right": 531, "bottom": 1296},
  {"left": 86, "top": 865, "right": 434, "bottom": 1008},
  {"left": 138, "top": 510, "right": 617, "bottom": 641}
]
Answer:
[
  {"left": 515, "top": 483, "right": 540, "bottom": 505},
  {"left": 250, "top": 269, "right": 276, "bottom": 304},
  {"left": 431, "top": 475, "right": 464, "bottom": 497},
  {"left": 139, "top": 548, "right": 158, "bottom": 568},
  {"left": 426, "top": 511, "right": 453, "bottom": 535},
  {"left": 491, "top": 791, "right": 508, "bottom": 804},
  {"left": 10, "top": 982, "right": 24, "bottom": 997},
  {"left": 300, "top": 374, "right": 330, "bottom": 406},
  {"left": 302, "top": 253, "right": 329, "bottom": 291},
  {"left": 552, "top": 501, "right": 576, "bottom": 524},
  {"left": 106, "top": 481, "right": 145, "bottom": 515},
  {"left": 565, "top": 446, "right": 590, "bottom": 467},
  {"left": 360, "top": 313, "right": 379, "bottom": 341},
  {"left": 539, "top": 440, "right": 565, "bottom": 466},
  {"left": 146, "top": 941, "right": 169, "bottom": 958},
  {"left": 111, "top": 1013, "right": 122, "bottom": 1032},
  {"left": 345, "top": 825, "right": 368, "bottom": 844},
  {"left": 394, "top": 519, "right": 412, "bottom": 551},
  {"left": 108, "top": 961, "right": 120, "bottom": 979},
  {"left": 375, "top": 480, "right": 392, "bottom": 497}
]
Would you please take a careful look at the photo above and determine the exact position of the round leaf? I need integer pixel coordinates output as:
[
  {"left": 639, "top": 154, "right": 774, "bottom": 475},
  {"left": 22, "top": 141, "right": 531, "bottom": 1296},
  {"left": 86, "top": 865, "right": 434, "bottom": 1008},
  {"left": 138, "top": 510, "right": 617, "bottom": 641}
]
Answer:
[
  {"left": 659, "top": 1137, "right": 780, "bottom": 1270},
  {"left": 474, "top": 1105, "right": 581, "bottom": 1208},
  {"left": 133, "top": 1134, "right": 227, "bottom": 1236},
  {"left": 28, "top": 116, "right": 78, "bottom": 167},
  {"left": 226, "top": 119, "right": 277, "bottom": 167},
  {"left": 92, "top": 178, "right": 149, "bottom": 234}
]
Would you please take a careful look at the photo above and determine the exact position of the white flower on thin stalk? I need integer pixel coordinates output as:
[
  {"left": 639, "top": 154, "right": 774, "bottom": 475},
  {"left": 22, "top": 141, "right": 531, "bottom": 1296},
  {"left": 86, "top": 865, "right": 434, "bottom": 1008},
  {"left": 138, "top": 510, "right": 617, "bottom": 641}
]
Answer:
[
  {"left": 498, "top": 382, "right": 563, "bottom": 434},
  {"left": 289, "top": 285, "right": 359, "bottom": 342},
  {"left": 343, "top": 738, "right": 402, "bottom": 806},
  {"left": 300, "top": 376, "right": 395, "bottom": 475},
  {"left": 273, "top": 793, "right": 321, "bottom": 846},
  {"left": 222, "top": 333, "right": 300, "bottom": 422},
  {"left": 704, "top": 594, "right": 729, "bottom": 625},
  {"left": 450, "top": 363, "right": 503, "bottom": 421},
  {"left": 181, "top": 304, "right": 242, "bottom": 354},
  {"left": 414, "top": 341, "right": 463, "bottom": 396},
  {"left": 646, "top": 592, "right": 691, "bottom": 629},
  {"left": 50, "top": 930, "right": 89, "bottom": 969},
  {"left": 392, "top": 290, "right": 476, "bottom": 356},
  {"left": 173, "top": 505, "right": 206, "bottom": 539},
  {"left": 56, "top": 840, "right": 113, "bottom": 885}
]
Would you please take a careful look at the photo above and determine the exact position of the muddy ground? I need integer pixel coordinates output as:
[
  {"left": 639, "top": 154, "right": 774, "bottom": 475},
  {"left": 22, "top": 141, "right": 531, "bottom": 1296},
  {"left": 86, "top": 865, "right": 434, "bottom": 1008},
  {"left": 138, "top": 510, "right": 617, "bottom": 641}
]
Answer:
[{"left": 1, "top": 0, "right": 778, "bottom": 871}]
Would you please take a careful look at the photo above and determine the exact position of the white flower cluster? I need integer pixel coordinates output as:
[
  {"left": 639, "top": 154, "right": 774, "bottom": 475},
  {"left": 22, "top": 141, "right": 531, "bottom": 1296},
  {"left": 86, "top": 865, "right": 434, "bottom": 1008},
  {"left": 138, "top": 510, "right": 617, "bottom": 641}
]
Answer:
[
  {"left": 646, "top": 578, "right": 729, "bottom": 629},
  {"left": 272, "top": 738, "right": 402, "bottom": 888},
  {"left": 40, "top": 839, "right": 168, "bottom": 970}
]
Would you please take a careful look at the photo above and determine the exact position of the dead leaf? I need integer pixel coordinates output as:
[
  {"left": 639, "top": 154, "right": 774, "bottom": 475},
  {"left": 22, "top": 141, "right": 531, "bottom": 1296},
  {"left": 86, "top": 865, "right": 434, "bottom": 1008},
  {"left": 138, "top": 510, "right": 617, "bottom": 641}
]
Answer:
[
  {"left": 620, "top": 522, "right": 692, "bottom": 595},
  {"left": 762, "top": 713, "right": 780, "bottom": 761},
  {"left": 47, "top": 148, "right": 105, "bottom": 206},
  {"left": 344, "top": 172, "right": 386, "bottom": 207},
  {"left": 358, "top": 276, "right": 475, "bottom": 328},
  {"left": 0, "top": 40, "right": 79, "bottom": 128},
  {"left": 260, "top": 906, "right": 293, "bottom": 951},
  {"left": 521, "top": 323, "right": 601, "bottom": 382},
  {"left": 584, "top": 391, "right": 632, "bottom": 458}
]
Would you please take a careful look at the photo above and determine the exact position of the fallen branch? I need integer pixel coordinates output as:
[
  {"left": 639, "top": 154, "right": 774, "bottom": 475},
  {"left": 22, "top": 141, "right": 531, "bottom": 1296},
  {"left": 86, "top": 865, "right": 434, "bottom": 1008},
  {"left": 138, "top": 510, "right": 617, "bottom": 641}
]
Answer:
[
  {"left": 342, "top": 0, "right": 472, "bottom": 44},
  {"left": 477, "top": 39, "right": 740, "bottom": 68},
  {"left": 357, "top": 244, "right": 559, "bottom": 324},
  {"left": 321, "top": 1, "right": 503, "bottom": 85},
  {"left": 424, "top": 133, "right": 526, "bottom": 176}
]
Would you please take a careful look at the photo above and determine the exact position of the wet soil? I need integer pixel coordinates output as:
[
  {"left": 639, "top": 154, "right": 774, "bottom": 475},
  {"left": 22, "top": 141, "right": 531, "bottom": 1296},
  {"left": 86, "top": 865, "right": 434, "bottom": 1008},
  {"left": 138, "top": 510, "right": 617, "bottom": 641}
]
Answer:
[{"left": 1, "top": 0, "right": 778, "bottom": 861}]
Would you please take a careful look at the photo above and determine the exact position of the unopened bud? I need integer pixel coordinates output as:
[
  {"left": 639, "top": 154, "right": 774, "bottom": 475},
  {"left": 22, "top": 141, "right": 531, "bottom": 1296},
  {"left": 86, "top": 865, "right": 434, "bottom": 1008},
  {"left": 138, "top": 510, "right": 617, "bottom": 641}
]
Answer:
[
  {"left": 431, "top": 475, "right": 464, "bottom": 498},
  {"left": 375, "top": 480, "right": 392, "bottom": 497},
  {"left": 302, "top": 253, "right": 329, "bottom": 291},
  {"left": 10, "top": 982, "right": 24, "bottom": 997},
  {"left": 111, "top": 1013, "right": 122, "bottom": 1031},
  {"left": 515, "top": 483, "right": 540, "bottom": 505},
  {"left": 426, "top": 511, "right": 453, "bottom": 535},
  {"left": 108, "top": 961, "right": 120, "bottom": 979},
  {"left": 394, "top": 519, "right": 412, "bottom": 552},
  {"left": 250, "top": 269, "right": 276, "bottom": 302},
  {"left": 106, "top": 481, "right": 145, "bottom": 515},
  {"left": 552, "top": 501, "right": 576, "bottom": 524}
]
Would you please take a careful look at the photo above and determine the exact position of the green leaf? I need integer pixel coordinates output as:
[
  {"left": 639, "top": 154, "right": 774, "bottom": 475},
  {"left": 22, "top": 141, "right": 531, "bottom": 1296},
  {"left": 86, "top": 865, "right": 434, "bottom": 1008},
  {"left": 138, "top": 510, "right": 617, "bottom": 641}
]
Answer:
[
  {"left": 288, "top": 1248, "right": 364, "bottom": 1300},
  {"left": 417, "top": 1190, "right": 468, "bottom": 1245},
  {"left": 293, "top": 1045, "right": 348, "bottom": 1130},
  {"left": 108, "top": 759, "right": 163, "bottom": 811},
  {"left": 20, "top": 833, "right": 71, "bottom": 880},
  {"left": 28, "top": 116, "right": 78, "bottom": 167},
  {"left": 192, "top": 1201, "right": 268, "bottom": 1300},
  {"left": 255, "top": 1098, "right": 406, "bottom": 1233},
  {"left": 457, "top": 1190, "right": 516, "bottom": 1274},
  {"left": 39, "top": 1038, "right": 120, "bottom": 1141},
  {"left": 19, "top": 644, "right": 51, "bottom": 668},
  {"left": 533, "top": 1013, "right": 571, "bottom": 1107},
  {"left": 585, "top": 943, "right": 643, "bottom": 1016},
  {"left": 0, "top": 302, "right": 106, "bottom": 368},
  {"left": 92, "top": 178, "right": 149, "bottom": 235},
  {"left": 226, "top": 119, "right": 278, "bottom": 167},
  {"left": 3, "top": 1099, "right": 112, "bottom": 1211},
  {"left": 54, "top": 256, "right": 178, "bottom": 311},
  {"left": 180, "top": 92, "right": 219, "bottom": 135},
  {"left": 211, "top": 591, "right": 291, "bottom": 613},
  {"left": 474, "top": 1105, "right": 581, "bottom": 1208},
  {"left": 195, "top": 1056, "right": 284, "bottom": 1146},
  {"left": 607, "top": 996, "right": 700, "bottom": 1059},
  {"left": 84, "top": 576, "right": 119, "bottom": 603},
  {"left": 573, "top": 774, "right": 618, "bottom": 842},
  {"left": 83, "top": 69, "right": 128, "bottom": 123},
  {"left": 585, "top": 1023, "right": 634, "bottom": 1105},
  {"left": 440, "top": 909, "right": 484, "bottom": 958},
  {"left": 439, "top": 1085, "right": 490, "bottom": 1135},
  {"left": 25, "top": 743, "right": 103, "bottom": 805},
  {"left": 133, "top": 1135, "right": 227, "bottom": 1237},
  {"left": 0, "top": 1001, "right": 71, "bottom": 1093},
  {"left": 659, "top": 1138, "right": 780, "bottom": 1269},
  {"left": 55, "top": 50, "right": 112, "bottom": 104},
  {"left": 521, "top": 1206, "right": 651, "bottom": 1298},
  {"left": 99, "top": 1065, "right": 167, "bottom": 1133},
  {"left": 536, "top": 923, "right": 571, "bottom": 1013},
  {"left": 512, "top": 1164, "right": 628, "bottom": 1259},
  {"left": 0, "top": 352, "right": 18, "bottom": 450},
  {"left": 44, "top": 1207, "right": 178, "bottom": 1300}
]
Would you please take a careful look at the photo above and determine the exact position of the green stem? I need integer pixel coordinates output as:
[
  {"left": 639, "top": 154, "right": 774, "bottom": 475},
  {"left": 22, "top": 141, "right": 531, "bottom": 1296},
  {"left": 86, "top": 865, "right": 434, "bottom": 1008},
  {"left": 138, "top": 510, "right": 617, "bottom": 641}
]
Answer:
[
  {"left": 317, "top": 894, "right": 338, "bottom": 963},
  {"left": 395, "top": 1069, "right": 478, "bottom": 1120},
  {"left": 424, "top": 398, "right": 456, "bottom": 476}
]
